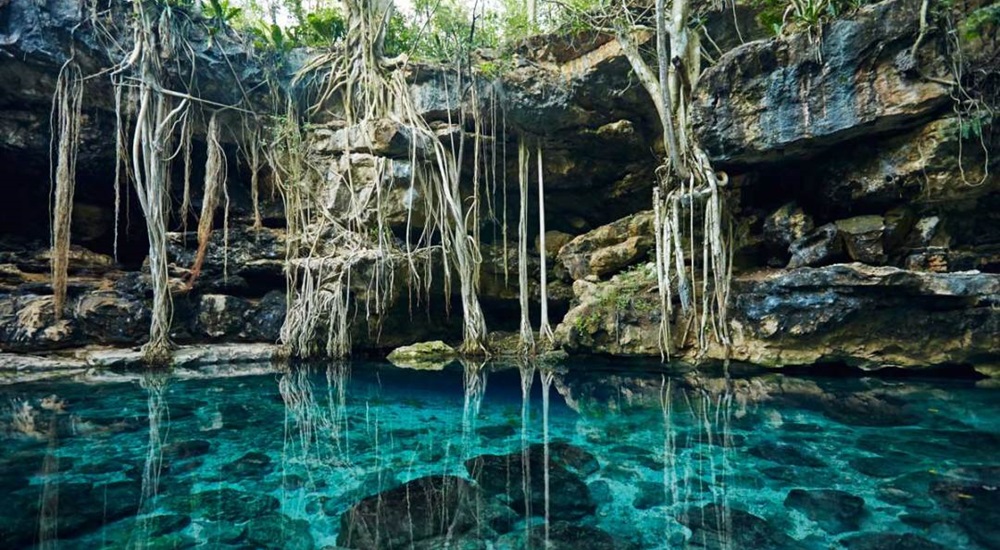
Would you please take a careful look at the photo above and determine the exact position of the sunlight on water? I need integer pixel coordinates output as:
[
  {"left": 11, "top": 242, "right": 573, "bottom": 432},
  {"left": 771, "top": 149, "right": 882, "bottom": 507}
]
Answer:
[{"left": 0, "top": 360, "right": 998, "bottom": 549}]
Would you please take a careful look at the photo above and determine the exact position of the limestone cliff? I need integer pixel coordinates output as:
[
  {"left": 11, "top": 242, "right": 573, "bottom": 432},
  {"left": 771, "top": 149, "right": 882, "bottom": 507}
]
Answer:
[{"left": 0, "top": 0, "right": 996, "bottom": 375}]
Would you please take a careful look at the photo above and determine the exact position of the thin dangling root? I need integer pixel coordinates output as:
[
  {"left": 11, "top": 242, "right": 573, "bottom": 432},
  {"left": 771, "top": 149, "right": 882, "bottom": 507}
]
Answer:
[
  {"left": 517, "top": 137, "right": 535, "bottom": 354},
  {"left": 49, "top": 59, "right": 83, "bottom": 321},
  {"left": 537, "top": 144, "right": 554, "bottom": 344},
  {"left": 186, "top": 111, "right": 225, "bottom": 289}
]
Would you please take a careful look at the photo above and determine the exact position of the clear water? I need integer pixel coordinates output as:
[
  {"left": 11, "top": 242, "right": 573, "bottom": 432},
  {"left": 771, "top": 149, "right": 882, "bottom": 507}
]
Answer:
[{"left": 1, "top": 360, "right": 998, "bottom": 549}]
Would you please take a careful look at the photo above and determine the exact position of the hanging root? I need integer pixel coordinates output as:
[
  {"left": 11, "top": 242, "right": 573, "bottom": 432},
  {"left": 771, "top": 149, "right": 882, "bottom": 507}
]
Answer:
[
  {"left": 517, "top": 137, "right": 535, "bottom": 354},
  {"left": 113, "top": 1, "right": 189, "bottom": 364},
  {"left": 278, "top": 0, "right": 489, "bottom": 358},
  {"left": 186, "top": 111, "right": 224, "bottom": 288},
  {"left": 652, "top": 149, "right": 731, "bottom": 356},
  {"left": 50, "top": 59, "right": 83, "bottom": 320},
  {"left": 536, "top": 144, "right": 554, "bottom": 344},
  {"left": 617, "top": 0, "right": 732, "bottom": 360}
]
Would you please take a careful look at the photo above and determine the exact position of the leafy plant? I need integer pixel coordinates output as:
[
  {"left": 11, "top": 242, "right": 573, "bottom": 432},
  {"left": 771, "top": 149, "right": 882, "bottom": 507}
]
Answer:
[
  {"left": 961, "top": 3, "right": 1000, "bottom": 40},
  {"left": 298, "top": 7, "right": 347, "bottom": 46},
  {"left": 203, "top": 0, "right": 242, "bottom": 28},
  {"left": 251, "top": 22, "right": 293, "bottom": 53},
  {"left": 958, "top": 110, "right": 993, "bottom": 141}
]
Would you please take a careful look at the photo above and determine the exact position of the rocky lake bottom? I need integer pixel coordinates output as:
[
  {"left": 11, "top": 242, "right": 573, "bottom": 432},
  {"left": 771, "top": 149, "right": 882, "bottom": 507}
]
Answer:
[{"left": 0, "top": 360, "right": 998, "bottom": 549}]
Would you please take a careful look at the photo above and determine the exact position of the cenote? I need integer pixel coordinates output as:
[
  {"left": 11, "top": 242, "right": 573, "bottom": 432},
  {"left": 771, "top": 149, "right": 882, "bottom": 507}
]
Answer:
[
  {"left": 2, "top": 0, "right": 999, "bottom": 548},
  {"left": 1, "top": 360, "right": 998, "bottom": 549}
]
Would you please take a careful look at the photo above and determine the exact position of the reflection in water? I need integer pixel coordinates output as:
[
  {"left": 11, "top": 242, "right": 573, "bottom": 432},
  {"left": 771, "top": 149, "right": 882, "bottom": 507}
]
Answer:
[
  {"left": 461, "top": 359, "right": 488, "bottom": 445},
  {"left": 518, "top": 360, "right": 535, "bottom": 539},
  {"left": 0, "top": 362, "right": 998, "bottom": 549},
  {"left": 37, "top": 396, "right": 64, "bottom": 550},
  {"left": 132, "top": 373, "right": 169, "bottom": 550},
  {"left": 325, "top": 361, "right": 351, "bottom": 460},
  {"left": 540, "top": 366, "right": 555, "bottom": 547}
]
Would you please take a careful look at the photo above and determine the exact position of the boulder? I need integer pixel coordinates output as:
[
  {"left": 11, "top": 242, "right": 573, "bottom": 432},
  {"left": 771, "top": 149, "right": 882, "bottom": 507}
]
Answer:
[
  {"left": 557, "top": 211, "right": 654, "bottom": 280},
  {"left": 221, "top": 451, "right": 274, "bottom": 478},
  {"left": 783, "top": 488, "right": 865, "bottom": 534},
  {"left": 840, "top": 533, "right": 948, "bottom": 550},
  {"left": 728, "top": 264, "right": 1000, "bottom": 370},
  {"left": 557, "top": 262, "right": 1000, "bottom": 372},
  {"left": 678, "top": 503, "right": 795, "bottom": 550},
  {"left": 537, "top": 230, "right": 574, "bottom": 259},
  {"left": 928, "top": 466, "right": 1000, "bottom": 549},
  {"left": 163, "top": 488, "right": 279, "bottom": 523},
  {"left": 167, "top": 227, "right": 286, "bottom": 296},
  {"left": 0, "top": 289, "right": 150, "bottom": 352},
  {"left": 813, "top": 117, "right": 999, "bottom": 213},
  {"left": 495, "top": 522, "right": 627, "bottom": 550},
  {"left": 0, "top": 480, "right": 142, "bottom": 546},
  {"left": 386, "top": 341, "right": 458, "bottom": 370},
  {"left": 194, "top": 294, "right": 252, "bottom": 339},
  {"left": 749, "top": 441, "right": 826, "bottom": 468},
  {"left": 763, "top": 202, "right": 814, "bottom": 257},
  {"left": 787, "top": 223, "right": 844, "bottom": 268},
  {"left": 836, "top": 216, "right": 887, "bottom": 265},
  {"left": 243, "top": 513, "right": 314, "bottom": 550}
]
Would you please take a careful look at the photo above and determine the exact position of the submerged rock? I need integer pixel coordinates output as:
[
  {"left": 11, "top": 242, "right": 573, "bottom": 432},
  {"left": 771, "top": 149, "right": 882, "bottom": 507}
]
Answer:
[
  {"left": 163, "top": 488, "right": 279, "bottom": 522},
  {"left": 221, "top": 451, "right": 273, "bottom": 478},
  {"left": 821, "top": 392, "right": 918, "bottom": 427},
  {"left": 244, "top": 513, "right": 314, "bottom": 550},
  {"left": 840, "top": 533, "right": 948, "bottom": 550},
  {"left": 748, "top": 441, "right": 826, "bottom": 468},
  {"left": 928, "top": 466, "right": 1000, "bottom": 549},
  {"left": 678, "top": 503, "right": 795, "bottom": 549},
  {"left": 783, "top": 488, "right": 865, "bottom": 534},
  {"left": 495, "top": 522, "right": 628, "bottom": 550},
  {"left": 336, "top": 475, "right": 479, "bottom": 549},
  {"left": 633, "top": 481, "right": 666, "bottom": 510},
  {"left": 464, "top": 443, "right": 597, "bottom": 520}
]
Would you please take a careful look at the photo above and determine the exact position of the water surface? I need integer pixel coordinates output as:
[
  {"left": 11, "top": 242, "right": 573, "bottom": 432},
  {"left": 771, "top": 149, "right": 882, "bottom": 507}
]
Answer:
[{"left": 1, "top": 360, "right": 997, "bottom": 549}]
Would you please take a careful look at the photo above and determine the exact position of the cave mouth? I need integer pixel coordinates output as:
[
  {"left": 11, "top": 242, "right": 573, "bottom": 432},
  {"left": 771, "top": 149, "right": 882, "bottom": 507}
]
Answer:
[
  {"left": 0, "top": 149, "right": 151, "bottom": 269},
  {"left": 0, "top": 137, "right": 267, "bottom": 271}
]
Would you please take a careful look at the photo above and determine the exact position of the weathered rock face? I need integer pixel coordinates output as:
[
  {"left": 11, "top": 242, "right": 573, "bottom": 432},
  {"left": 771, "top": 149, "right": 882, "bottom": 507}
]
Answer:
[
  {"left": 556, "top": 262, "right": 999, "bottom": 374},
  {"left": 813, "top": 117, "right": 998, "bottom": 211},
  {"left": 693, "top": 0, "right": 951, "bottom": 165},
  {"left": 557, "top": 212, "right": 654, "bottom": 280}
]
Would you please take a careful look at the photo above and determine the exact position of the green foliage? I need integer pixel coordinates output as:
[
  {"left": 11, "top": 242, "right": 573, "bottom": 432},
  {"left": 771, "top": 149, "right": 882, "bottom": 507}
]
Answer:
[
  {"left": 384, "top": 9, "right": 421, "bottom": 57},
  {"left": 248, "top": 5, "right": 346, "bottom": 52},
  {"left": 572, "top": 263, "right": 658, "bottom": 336},
  {"left": 958, "top": 111, "right": 993, "bottom": 141},
  {"left": 203, "top": 0, "right": 242, "bottom": 27},
  {"left": 399, "top": 0, "right": 504, "bottom": 60},
  {"left": 477, "top": 58, "right": 514, "bottom": 79},
  {"left": 297, "top": 7, "right": 347, "bottom": 46},
  {"left": 549, "top": 0, "right": 612, "bottom": 34},
  {"left": 961, "top": 3, "right": 1000, "bottom": 40},
  {"left": 750, "top": 0, "right": 871, "bottom": 36}
]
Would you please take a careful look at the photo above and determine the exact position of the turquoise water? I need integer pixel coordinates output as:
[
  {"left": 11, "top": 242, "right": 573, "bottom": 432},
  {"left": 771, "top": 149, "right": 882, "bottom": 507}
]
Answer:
[{"left": 0, "top": 361, "right": 998, "bottom": 549}]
